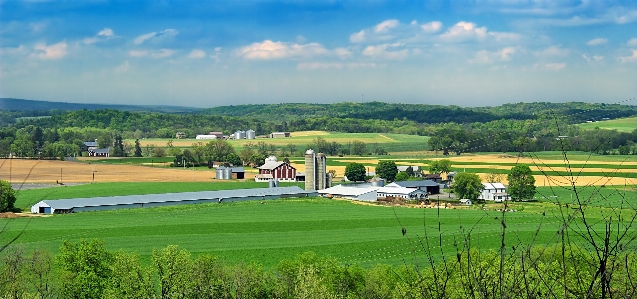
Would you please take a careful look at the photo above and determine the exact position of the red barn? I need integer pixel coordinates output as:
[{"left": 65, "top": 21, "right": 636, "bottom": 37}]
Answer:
[{"left": 255, "top": 156, "right": 297, "bottom": 182}]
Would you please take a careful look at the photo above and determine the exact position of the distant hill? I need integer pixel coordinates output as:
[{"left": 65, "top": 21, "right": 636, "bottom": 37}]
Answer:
[
  {"left": 0, "top": 98, "right": 201, "bottom": 113},
  {"left": 203, "top": 101, "right": 637, "bottom": 124},
  {"left": 577, "top": 117, "right": 637, "bottom": 133}
]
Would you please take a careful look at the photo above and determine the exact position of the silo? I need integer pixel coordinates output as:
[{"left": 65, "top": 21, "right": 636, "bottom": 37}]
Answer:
[
  {"left": 304, "top": 149, "right": 315, "bottom": 191},
  {"left": 224, "top": 167, "right": 233, "bottom": 180},
  {"left": 371, "top": 178, "right": 385, "bottom": 187},
  {"left": 216, "top": 167, "right": 224, "bottom": 180},
  {"left": 234, "top": 131, "right": 241, "bottom": 140},
  {"left": 246, "top": 130, "right": 255, "bottom": 139},
  {"left": 239, "top": 130, "right": 246, "bottom": 139},
  {"left": 316, "top": 153, "right": 326, "bottom": 190},
  {"left": 268, "top": 179, "right": 279, "bottom": 188}
]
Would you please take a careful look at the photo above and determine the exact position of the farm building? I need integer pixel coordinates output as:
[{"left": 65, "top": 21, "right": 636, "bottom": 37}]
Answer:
[
  {"left": 88, "top": 148, "right": 109, "bottom": 157},
  {"left": 397, "top": 166, "right": 423, "bottom": 177},
  {"left": 424, "top": 174, "right": 443, "bottom": 183},
  {"left": 304, "top": 149, "right": 331, "bottom": 190},
  {"left": 479, "top": 182, "right": 510, "bottom": 202},
  {"left": 175, "top": 132, "right": 186, "bottom": 139},
  {"left": 318, "top": 185, "right": 378, "bottom": 201},
  {"left": 459, "top": 198, "right": 472, "bottom": 205},
  {"left": 376, "top": 186, "right": 427, "bottom": 199},
  {"left": 215, "top": 166, "right": 245, "bottom": 180},
  {"left": 83, "top": 140, "right": 98, "bottom": 150},
  {"left": 30, "top": 186, "right": 313, "bottom": 214},
  {"left": 386, "top": 180, "right": 441, "bottom": 194},
  {"left": 270, "top": 132, "right": 290, "bottom": 138},
  {"left": 255, "top": 156, "right": 297, "bottom": 182},
  {"left": 196, "top": 134, "right": 218, "bottom": 140}
]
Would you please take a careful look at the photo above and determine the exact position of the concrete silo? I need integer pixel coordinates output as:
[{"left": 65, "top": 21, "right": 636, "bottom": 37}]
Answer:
[
  {"left": 304, "top": 149, "right": 315, "bottom": 191},
  {"left": 316, "top": 153, "right": 326, "bottom": 190}
]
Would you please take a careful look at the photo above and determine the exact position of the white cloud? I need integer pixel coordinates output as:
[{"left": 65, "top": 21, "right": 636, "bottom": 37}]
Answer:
[
  {"left": 470, "top": 47, "right": 517, "bottom": 64},
  {"left": 29, "top": 21, "right": 48, "bottom": 33},
  {"left": 129, "top": 49, "right": 174, "bottom": 59},
  {"left": 362, "top": 43, "right": 409, "bottom": 60},
  {"left": 33, "top": 42, "right": 67, "bottom": 59},
  {"left": 98, "top": 28, "right": 114, "bottom": 37},
  {"left": 489, "top": 32, "right": 522, "bottom": 42},
  {"left": 129, "top": 50, "right": 148, "bottom": 57},
  {"left": 0, "top": 45, "right": 29, "bottom": 56},
  {"left": 535, "top": 45, "right": 569, "bottom": 57},
  {"left": 237, "top": 40, "right": 330, "bottom": 60},
  {"left": 421, "top": 21, "right": 443, "bottom": 33},
  {"left": 374, "top": 19, "right": 399, "bottom": 33},
  {"left": 114, "top": 61, "right": 130, "bottom": 73},
  {"left": 134, "top": 29, "right": 178, "bottom": 45},
  {"left": 627, "top": 38, "right": 637, "bottom": 47},
  {"left": 581, "top": 54, "right": 604, "bottom": 62},
  {"left": 210, "top": 47, "right": 222, "bottom": 62},
  {"left": 440, "top": 21, "right": 488, "bottom": 42},
  {"left": 534, "top": 62, "right": 566, "bottom": 71},
  {"left": 83, "top": 28, "right": 119, "bottom": 45},
  {"left": 334, "top": 47, "right": 352, "bottom": 58},
  {"left": 188, "top": 49, "right": 206, "bottom": 59},
  {"left": 350, "top": 30, "right": 366, "bottom": 43},
  {"left": 618, "top": 49, "right": 637, "bottom": 63},
  {"left": 586, "top": 38, "right": 608, "bottom": 46}
]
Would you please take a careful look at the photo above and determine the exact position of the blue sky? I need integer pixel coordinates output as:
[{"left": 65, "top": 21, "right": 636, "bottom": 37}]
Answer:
[{"left": 1, "top": 0, "right": 636, "bottom": 108}]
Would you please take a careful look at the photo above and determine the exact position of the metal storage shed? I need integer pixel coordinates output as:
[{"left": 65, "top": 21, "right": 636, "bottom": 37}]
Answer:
[
  {"left": 31, "top": 186, "right": 314, "bottom": 214},
  {"left": 318, "top": 185, "right": 378, "bottom": 201}
]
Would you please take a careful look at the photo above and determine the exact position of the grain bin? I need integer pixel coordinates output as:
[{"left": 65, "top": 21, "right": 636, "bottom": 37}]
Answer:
[
  {"left": 246, "top": 129, "right": 256, "bottom": 139},
  {"left": 224, "top": 167, "right": 233, "bottom": 180}
]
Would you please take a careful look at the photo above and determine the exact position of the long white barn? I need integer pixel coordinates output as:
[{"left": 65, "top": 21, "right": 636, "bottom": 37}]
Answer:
[{"left": 31, "top": 186, "right": 314, "bottom": 214}]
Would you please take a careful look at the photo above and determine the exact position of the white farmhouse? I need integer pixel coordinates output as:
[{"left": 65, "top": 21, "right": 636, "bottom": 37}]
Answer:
[{"left": 479, "top": 183, "right": 510, "bottom": 202}]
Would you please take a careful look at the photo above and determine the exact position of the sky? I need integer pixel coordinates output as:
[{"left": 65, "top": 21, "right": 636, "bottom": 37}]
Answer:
[{"left": 1, "top": 0, "right": 636, "bottom": 108}]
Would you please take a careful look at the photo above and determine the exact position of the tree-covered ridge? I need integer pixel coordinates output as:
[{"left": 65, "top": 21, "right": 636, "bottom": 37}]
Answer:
[{"left": 202, "top": 101, "right": 637, "bottom": 124}]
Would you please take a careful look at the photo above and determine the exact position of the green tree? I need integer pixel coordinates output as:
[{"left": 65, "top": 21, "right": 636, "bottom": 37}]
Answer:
[
  {"left": 226, "top": 153, "right": 242, "bottom": 166},
  {"left": 104, "top": 251, "right": 154, "bottom": 299},
  {"left": 345, "top": 162, "right": 366, "bottom": 182},
  {"left": 453, "top": 173, "right": 484, "bottom": 201},
  {"left": 405, "top": 166, "right": 415, "bottom": 177},
  {"left": 112, "top": 135, "right": 125, "bottom": 157},
  {"left": 134, "top": 139, "right": 142, "bottom": 157},
  {"left": 429, "top": 159, "right": 452, "bottom": 174},
  {"left": 376, "top": 160, "right": 398, "bottom": 182},
  {"left": 0, "top": 180, "right": 16, "bottom": 212},
  {"left": 507, "top": 165, "right": 536, "bottom": 201},
  {"left": 153, "top": 245, "right": 194, "bottom": 299},
  {"left": 395, "top": 172, "right": 410, "bottom": 182},
  {"left": 205, "top": 139, "right": 236, "bottom": 162},
  {"left": 56, "top": 239, "right": 113, "bottom": 299},
  {"left": 351, "top": 140, "right": 367, "bottom": 156}
]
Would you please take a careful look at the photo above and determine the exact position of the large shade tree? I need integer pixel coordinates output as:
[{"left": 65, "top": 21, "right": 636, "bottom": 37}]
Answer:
[
  {"left": 0, "top": 180, "right": 16, "bottom": 212},
  {"left": 453, "top": 173, "right": 484, "bottom": 201},
  {"left": 345, "top": 162, "right": 366, "bottom": 182},
  {"left": 376, "top": 160, "right": 398, "bottom": 182},
  {"left": 507, "top": 165, "right": 536, "bottom": 201}
]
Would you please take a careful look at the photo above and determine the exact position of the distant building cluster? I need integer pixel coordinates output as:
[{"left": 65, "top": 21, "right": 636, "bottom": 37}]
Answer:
[
  {"left": 83, "top": 139, "right": 109, "bottom": 157},
  {"left": 233, "top": 130, "right": 256, "bottom": 140}
]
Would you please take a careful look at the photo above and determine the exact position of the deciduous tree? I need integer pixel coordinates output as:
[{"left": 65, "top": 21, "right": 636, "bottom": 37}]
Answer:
[
  {"left": 345, "top": 163, "right": 366, "bottom": 182},
  {"left": 0, "top": 180, "right": 16, "bottom": 212},
  {"left": 376, "top": 160, "right": 398, "bottom": 182},
  {"left": 507, "top": 165, "right": 536, "bottom": 201},
  {"left": 453, "top": 173, "right": 484, "bottom": 201}
]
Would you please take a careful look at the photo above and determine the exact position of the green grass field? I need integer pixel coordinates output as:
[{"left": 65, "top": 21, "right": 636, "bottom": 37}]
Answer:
[
  {"left": 128, "top": 132, "right": 430, "bottom": 153},
  {"left": 3, "top": 183, "right": 635, "bottom": 269},
  {"left": 577, "top": 117, "right": 637, "bottom": 132}
]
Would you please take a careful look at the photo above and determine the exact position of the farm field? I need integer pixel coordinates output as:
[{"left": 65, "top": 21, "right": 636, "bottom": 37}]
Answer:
[
  {"left": 0, "top": 159, "right": 252, "bottom": 184},
  {"left": 577, "top": 116, "right": 637, "bottom": 132},
  {"left": 129, "top": 131, "right": 430, "bottom": 153},
  {"left": 2, "top": 186, "right": 634, "bottom": 268}
]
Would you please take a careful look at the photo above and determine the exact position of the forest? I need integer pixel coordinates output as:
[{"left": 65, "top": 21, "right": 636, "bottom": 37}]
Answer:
[{"left": 1, "top": 101, "right": 636, "bottom": 158}]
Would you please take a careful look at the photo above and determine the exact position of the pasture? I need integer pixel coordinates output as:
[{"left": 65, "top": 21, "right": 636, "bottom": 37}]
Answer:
[
  {"left": 577, "top": 116, "right": 637, "bottom": 132},
  {"left": 129, "top": 131, "right": 430, "bottom": 153},
  {"left": 2, "top": 183, "right": 635, "bottom": 268}
]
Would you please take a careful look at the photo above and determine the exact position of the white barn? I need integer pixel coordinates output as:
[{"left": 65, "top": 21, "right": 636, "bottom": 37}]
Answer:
[
  {"left": 318, "top": 185, "right": 378, "bottom": 201},
  {"left": 376, "top": 187, "right": 427, "bottom": 199}
]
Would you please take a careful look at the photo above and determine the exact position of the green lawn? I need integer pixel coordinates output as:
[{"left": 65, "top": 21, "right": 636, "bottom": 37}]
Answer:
[
  {"left": 4, "top": 182, "right": 635, "bottom": 268},
  {"left": 577, "top": 116, "right": 637, "bottom": 132}
]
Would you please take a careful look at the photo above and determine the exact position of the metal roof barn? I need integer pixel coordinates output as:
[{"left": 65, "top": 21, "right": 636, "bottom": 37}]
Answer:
[{"left": 30, "top": 186, "right": 314, "bottom": 214}]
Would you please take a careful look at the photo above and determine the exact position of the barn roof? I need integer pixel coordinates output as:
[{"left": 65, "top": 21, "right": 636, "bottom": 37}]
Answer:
[
  {"left": 258, "top": 161, "right": 295, "bottom": 171},
  {"left": 37, "top": 186, "right": 309, "bottom": 210},
  {"left": 387, "top": 180, "right": 440, "bottom": 188},
  {"left": 376, "top": 187, "right": 424, "bottom": 195},
  {"left": 318, "top": 185, "right": 377, "bottom": 196},
  {"left": 483, "top": 182, "right": 506, "bottom": 189}
]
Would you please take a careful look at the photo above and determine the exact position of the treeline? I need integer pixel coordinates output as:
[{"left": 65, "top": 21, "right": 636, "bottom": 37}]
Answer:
[
  {"left": 2, "top": 239, "right": 636, "bottom": 298},
  {"left": 428, "top": 121, "right": 637, "bottom": 155},
  {"left": 202, "top": 101, "right": 637, "bottom": 124}
]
